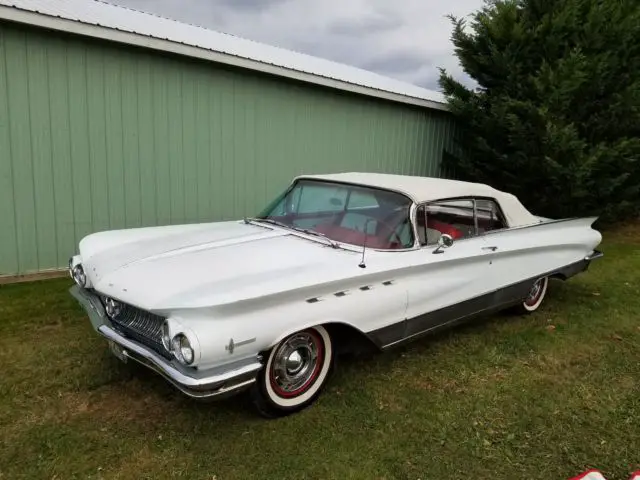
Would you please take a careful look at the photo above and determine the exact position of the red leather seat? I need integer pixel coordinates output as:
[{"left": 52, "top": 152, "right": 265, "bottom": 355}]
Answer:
[
  {"left": 426, "top": 219, "right": 464, "bottom": 239},
  {"left": 313, "top": 224, "right": 397, "bottom": 249}
]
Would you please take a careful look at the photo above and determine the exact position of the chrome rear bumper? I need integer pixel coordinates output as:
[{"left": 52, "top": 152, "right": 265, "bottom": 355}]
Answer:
[
  {"left": 585, "top": 249, "right": 604, "bottom": 261},
  {"left": 70, "top": 286, "right": 263, "bottom": 399}
]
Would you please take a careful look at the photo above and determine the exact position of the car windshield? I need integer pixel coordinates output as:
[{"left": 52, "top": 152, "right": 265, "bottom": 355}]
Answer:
[{"left": 255, "top": 179, "right": 415, "bottom": 249}]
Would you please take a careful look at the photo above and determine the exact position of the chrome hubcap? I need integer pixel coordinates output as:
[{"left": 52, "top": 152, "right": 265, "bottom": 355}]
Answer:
[
  {"left": 526, "top": 279, "right": 544, "bottom": 305},
  {"left": 286, "top": 350, "right": 304, "bottom": 374},
  {"left": 271, "top": 332, "right": 320, "bottom": 394}
]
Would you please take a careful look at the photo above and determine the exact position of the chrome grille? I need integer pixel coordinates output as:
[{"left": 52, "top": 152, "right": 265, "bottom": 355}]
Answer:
[{"left": 108, "top": 303, "right": 170, "bottom": 359}]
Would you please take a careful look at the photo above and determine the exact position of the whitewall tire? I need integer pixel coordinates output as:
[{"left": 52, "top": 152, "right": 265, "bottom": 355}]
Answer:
[
  {"left": 251, "top": 325, "right": 334, "bottom": 417},
  {"left": 517, "top": 276, "right": 549, "bottom": 313}
]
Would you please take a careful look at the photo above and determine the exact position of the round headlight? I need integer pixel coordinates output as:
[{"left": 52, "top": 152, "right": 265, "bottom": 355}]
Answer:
[
  {"left": 171, "top": 334, "right": 194, "bottom": 365},
  {"left": 161, "top": 321, "right": 171, "bottom": 352},
  {"left": 103, "top": 297, "right": 122, "bottom": 319},
  {"left": 72, "top": 264, "right": 86, "bottom": 287}
]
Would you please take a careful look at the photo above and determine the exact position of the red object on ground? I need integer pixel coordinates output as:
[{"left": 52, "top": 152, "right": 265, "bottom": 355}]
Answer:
[
  {"left": 569, "top": 470, "right": 640, "bottom": 480},
  {"left": 569, "top": 470, "right": 606, "bottom": 480}
]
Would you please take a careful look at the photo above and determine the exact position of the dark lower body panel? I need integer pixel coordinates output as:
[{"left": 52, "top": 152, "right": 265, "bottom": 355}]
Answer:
[{"left": 369, "top": 250, "right": 603, "bottom": 349}]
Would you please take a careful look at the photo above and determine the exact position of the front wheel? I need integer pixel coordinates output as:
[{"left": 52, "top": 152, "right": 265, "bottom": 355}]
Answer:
[
  {"left": 251, "top": 325, "right": 334, "bottom": 418},
  {"left": 515, "top": 276, "right": 549, "bottom": 314}
]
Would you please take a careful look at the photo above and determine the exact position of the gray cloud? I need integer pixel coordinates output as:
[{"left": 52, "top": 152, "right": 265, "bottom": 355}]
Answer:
[
  {"left": 112, "top": 0, "right": 226, "bottom": 30},
  {"left": 214, "top": 0, "right": 290, "bottom": 12},
  {"left": 327, "top": 13, "right": 403, "bottom": 36},
  {"left": 111, "top": 0, "right": 481, "bottom": 91},
  {"left": 362, "top": 51, "right": 432, "bottom": 75}
]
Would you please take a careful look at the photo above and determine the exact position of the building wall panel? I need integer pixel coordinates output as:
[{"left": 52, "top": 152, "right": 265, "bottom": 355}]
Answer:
[
  {"left": 0, "top": 26, "right": 18, "bottom": 276},
  {"left": 0, "top": 21, "right": 456, "bottom": 277}
]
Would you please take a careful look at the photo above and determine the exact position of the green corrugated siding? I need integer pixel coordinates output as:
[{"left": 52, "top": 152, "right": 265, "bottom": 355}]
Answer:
[{"left": 0, "top": 22, "right": 457, "bottom": 276}]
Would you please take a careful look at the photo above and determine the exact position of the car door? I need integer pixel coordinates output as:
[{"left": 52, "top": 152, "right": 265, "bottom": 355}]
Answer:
[
  {"left": 401, "top": 199, "right": 496, "bottom": 341},
  {"left": 469, "top": 198, "right": 536, "bottom": 306}
]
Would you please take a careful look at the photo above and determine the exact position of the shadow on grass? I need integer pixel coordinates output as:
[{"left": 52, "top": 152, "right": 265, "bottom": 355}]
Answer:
[{"left": 124, "top": 360, "right": 256, "bottom": 418}]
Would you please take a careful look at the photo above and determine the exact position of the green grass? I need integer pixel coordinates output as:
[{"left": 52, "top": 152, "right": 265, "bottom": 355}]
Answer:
[{"left": 1, "top": 226, "right": 639, "bottom": 480}]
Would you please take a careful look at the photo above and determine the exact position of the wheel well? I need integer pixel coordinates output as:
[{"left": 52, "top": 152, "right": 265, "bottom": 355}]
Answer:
[
  {"left": 323, "top": 323, "right": 379, "bottom": 356},
  {"left": 549, "top": 272, "right": 567, "bottom": 281}
]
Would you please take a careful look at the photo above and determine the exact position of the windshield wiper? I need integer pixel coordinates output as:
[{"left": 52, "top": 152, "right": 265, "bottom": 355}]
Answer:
[
  {"left": 294, "top": 227, "right": 340, "bottom": 249},
  {"left": 244, "top": 217, "right": 292, "bottom": 230},
  {"left": 244, "top": 217, "right": 340, "bottom": 249}
]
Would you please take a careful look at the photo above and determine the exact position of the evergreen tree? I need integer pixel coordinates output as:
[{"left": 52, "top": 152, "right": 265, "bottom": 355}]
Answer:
[{"left": 439, "top": 0, "right": 640, "bottom": 222}]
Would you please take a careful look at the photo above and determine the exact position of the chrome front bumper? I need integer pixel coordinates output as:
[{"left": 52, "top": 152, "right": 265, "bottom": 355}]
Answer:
[{"left": 70, "top": 285, "right": 263, "bottom": 399}]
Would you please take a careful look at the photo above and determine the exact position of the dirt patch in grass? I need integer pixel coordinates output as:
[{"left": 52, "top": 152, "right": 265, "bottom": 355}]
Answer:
[
  {"left": 606, "top": 219, "right": 640, "bottom": 244},
  {"left": 65, "top": 381, "right": 175, "bottom": 423}
]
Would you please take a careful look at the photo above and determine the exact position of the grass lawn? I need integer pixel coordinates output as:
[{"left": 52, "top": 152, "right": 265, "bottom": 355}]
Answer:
[{"left": 0, "top": 225, "right": 638, "bottom": 480}]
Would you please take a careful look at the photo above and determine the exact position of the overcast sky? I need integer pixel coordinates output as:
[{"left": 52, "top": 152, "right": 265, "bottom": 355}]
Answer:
[{"left": 111, "top": 0, "right": 482, "bottom": 91}]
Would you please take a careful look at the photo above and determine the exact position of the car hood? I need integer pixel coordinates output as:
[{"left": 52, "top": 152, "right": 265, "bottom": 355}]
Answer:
[{"left": 80, "top": 221, "right": 359, "bottom": 310}]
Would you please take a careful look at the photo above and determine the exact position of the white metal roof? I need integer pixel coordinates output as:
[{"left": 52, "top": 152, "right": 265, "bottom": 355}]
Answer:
[
  {"left": 296, "top": 172, "right": 540, "bottom": 227},
  {"left": 0, "top": 0, "right": 447, "bottom": 111}
]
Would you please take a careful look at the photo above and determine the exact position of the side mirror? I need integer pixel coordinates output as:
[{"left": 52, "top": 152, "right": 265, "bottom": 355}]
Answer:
[{"left": 433, "top": 234, "right": 454, "bottom": 254}]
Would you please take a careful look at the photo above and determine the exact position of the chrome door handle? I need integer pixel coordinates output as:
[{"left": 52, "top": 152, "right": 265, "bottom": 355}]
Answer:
[{"left": 482, "top": 246, "right": 498, "bottom": 251}]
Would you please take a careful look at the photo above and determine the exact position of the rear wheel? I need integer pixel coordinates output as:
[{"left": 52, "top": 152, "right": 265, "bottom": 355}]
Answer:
[
  {"left": 515, "top": 276, "right": 549, "bottom": 313},
  {"left": 251, "top": 325, "right": 334, "bottom": 418}
]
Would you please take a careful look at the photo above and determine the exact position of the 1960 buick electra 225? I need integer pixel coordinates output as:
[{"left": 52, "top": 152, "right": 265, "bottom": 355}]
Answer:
[{"left": 69, "top": 172, "right": 603, "bottom": 417}]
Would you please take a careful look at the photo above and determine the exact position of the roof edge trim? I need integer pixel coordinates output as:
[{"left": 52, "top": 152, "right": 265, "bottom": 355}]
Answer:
[{"left": 0, "top": 5, "right": 449, "bottom": 111}]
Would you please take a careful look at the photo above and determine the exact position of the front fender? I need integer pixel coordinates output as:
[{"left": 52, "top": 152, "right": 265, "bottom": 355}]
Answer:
[
  {"left": 174, "top": 274, "right": 407, "bottom": 368},
  {"left": 265, "top": 318, "right": 368, "bottom": 351}
]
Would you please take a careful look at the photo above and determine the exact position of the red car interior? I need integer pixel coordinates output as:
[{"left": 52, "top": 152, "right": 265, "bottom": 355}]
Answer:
[
  {"left": 313, "top": 217, "right": 465, "bottom": 248},
  {"left": 427, "top": 218, "right": 464, "bottom": 239},
  {"left": 415, "top": 214, "right": 465, "bottom": 240},
  {"left": 271, "top": 206, "right": 489, "bottom": 249},
  {"left": 313, "top": 223, "right": 402, "bottom": 249}
]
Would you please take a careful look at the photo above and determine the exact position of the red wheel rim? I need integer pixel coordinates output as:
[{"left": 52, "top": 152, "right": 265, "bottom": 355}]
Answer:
[{"left": 269, "top": 329, "right": 325, "bottom": 398}]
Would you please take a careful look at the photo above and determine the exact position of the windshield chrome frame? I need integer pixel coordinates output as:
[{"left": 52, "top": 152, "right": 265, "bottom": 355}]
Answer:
[{"left": 256, "top": 178, "right": 420, "bottom": 252}]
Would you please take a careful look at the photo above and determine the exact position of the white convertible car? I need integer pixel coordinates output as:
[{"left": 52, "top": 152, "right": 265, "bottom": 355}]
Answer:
[{"left": 69, "top": 172, "right": 603, "bottom": 417}]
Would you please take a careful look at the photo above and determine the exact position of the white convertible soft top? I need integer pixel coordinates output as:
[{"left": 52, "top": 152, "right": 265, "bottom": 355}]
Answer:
[{"left": 296, "top": 172, "right": 541, "bottom": 228}]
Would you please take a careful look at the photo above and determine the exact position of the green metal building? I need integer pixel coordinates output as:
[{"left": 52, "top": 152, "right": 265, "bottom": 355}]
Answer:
[{"left": 0, "top": 0, "right": 456, "bottom": 279}]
